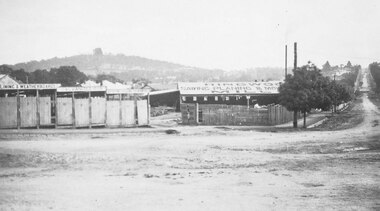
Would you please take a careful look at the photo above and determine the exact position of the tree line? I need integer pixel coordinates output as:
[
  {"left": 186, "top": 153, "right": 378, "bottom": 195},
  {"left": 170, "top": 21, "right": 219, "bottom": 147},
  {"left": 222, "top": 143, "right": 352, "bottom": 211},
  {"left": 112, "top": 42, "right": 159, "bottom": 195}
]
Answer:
[
  {"left": 369, "top": 62, "right": 380, "bottom": 92},
  {"left": 0, "top": 65, "right": 126, "bottom": 87},
  {"left": 279, "top": 62, "right": 357, "bottom": 128}
]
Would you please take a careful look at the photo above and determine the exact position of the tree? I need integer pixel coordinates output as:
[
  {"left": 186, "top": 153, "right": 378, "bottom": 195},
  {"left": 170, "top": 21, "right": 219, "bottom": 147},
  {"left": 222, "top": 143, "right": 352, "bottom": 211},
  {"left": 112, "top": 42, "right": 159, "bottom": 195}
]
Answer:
[
  {"left": 132, "top": 77, "right": 151, "bottom": 88},
  {"left": 29, "top": 69, "right": 52, "bottom": 83},
  {"left": 345, "top": 61, "right": 352, "bottom": 68},
  {"left": 279, "top": 66, "right": 313, "bottom": 128},
  {"left": 50, "top": 66, "right": 88, "bottom": 86},
  {"left": 10, "top": 69, "right": 30, "bottom": 83},
  {"left": 279, "top": 64, "right": 343, "bottom": 128},
  {"left": 326, "top": 81, "right": 353, "bottom": 113},
  {"left": 322, "top": 61, "right": 331, "bottom": 71},
  {"left": 0, "top": 65, "right": 13, "bottom": 75},
  {"left": 90, "top": 74, "right": 124, "bottom": 84},
  {"left": 369, "top": 62, "right": 380, "bottom": 92}
]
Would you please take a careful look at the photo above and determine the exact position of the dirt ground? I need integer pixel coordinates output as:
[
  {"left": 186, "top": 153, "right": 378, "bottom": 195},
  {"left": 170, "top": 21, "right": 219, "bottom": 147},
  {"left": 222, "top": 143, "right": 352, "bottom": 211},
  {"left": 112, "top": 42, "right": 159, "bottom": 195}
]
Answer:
[{"left": 1, "top": 76, "right": 380, "bottom": 210}]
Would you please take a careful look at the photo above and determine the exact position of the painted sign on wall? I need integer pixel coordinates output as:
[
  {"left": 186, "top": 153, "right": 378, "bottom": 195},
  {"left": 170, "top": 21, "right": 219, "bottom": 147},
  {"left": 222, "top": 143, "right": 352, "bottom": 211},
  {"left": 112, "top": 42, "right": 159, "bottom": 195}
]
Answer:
[
  {"left": 0, "top": 84, "right": 61, "bottom": 90},
  {"left": 178, "top": 81, "right": 281, "bottom": 95},
  {"left": 57, "top": 86, "right": 106, "bottom": 92}
]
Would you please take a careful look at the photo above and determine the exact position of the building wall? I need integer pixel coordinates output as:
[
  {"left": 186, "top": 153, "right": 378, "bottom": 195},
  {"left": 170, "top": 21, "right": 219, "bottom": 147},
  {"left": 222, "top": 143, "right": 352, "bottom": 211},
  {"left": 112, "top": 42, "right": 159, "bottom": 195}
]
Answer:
[
  {"left": 181, "top": 95, "right": 279, "bottom": 106},
  {"left": 0, "top": 95, "right": 150, "bottom": 129},
  {"left": 181, "top": 103, "right": 293, "bottom": 126}
]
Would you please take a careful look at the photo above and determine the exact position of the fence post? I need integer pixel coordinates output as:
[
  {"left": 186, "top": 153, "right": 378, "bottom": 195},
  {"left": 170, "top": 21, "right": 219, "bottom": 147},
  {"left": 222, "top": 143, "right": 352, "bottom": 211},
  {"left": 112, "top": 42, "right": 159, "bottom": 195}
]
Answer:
[
  {"left": 55, "top": 91, "right": 58, "bottom": 128},
  {"left": 134, "top": 95, "right": 138, "bottom": 126},
  {"left": 119, "top": 94, "right": 122, "bottom": 127},
  {"left": 89, "top": 92, "right": 92, "bottom": 129},
  {"left": 195, "top": 103, "right": 199, "bottom": 124},
  {"left": 104, "top": 92, "right": 107, "bottom": 127},
  {"left": 72, "top": 92, "right": 75, "bottom": 129},
  {"left": 17, "top": 89, "right": 20, "bottom": 130},
  {"left": 147, "top": 93, "right": 150, "bottom": 125},
  {"left": 36, "top": 89, "right": 40, "bottom": 129}
]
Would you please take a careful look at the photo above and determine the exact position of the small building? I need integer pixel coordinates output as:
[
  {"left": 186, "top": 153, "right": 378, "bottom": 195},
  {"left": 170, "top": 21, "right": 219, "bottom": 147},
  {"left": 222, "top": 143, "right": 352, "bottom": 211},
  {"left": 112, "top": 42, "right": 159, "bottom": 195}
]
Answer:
[
  {"left": 0, "top": 83, "right": 150, "bottom": 129},
  {"left": 178, "top": 81, "right": 293, "bottom": 126},
  {"left": 0, "top": 74, "right": 21, "bottom": 88}
]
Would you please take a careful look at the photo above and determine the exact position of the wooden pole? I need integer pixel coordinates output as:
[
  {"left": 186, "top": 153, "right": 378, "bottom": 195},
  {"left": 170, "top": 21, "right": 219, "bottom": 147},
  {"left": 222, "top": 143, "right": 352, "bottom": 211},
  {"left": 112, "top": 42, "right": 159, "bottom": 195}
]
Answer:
[
  {"left": 134, "top": 95, "right": 138, "bottom": 125},
  {"left": 119, "top": 94, "right": 122, "bottom": 127},
  {"left": 104, "top": 92, "right": 107, "bottom": 127},
  {"left": 36, "top": 89, "right": 40, "bottom": 129},
  {"left": 285, "top": 45, "right": 288, "bottom": 79},
  {"left": 147, "top": 93, "right": 150, "bottom": 125},
  {"left": 54, "top": 91, "right": 58, "bottom": 128},
  {"left": 72, "top": 92, "right": 75, "bottom": 129},
  {"left": 17, "top": 89, "right": 20, "bottom": 130},
  {"left": 89, "top": 92, "right": 92, "bottom": 128},
  {"left": 195, "top": 103, "right": 199, "bottom": 124},
  {"left": 294, "top": 42, "right": 297, "bottom": 70},
  {"left": 293, "top": 42, "right": 298, "bottom": 128}
]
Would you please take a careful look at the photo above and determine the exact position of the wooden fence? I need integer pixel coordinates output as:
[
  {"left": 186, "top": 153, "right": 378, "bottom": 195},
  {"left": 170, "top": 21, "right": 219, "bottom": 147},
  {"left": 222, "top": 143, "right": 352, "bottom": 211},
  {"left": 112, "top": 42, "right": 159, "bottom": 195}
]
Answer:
[
  {"left": 181, "top": 103, "right": 294, "bottom": 126},
  {"left": 0, "top": 96, "right": 149, "bottom": 129}
]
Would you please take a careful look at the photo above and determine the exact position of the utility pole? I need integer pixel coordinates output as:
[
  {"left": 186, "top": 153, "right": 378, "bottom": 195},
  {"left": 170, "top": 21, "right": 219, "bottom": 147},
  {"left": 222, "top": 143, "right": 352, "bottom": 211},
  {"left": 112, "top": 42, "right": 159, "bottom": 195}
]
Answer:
[
  {"left": 293, "top": 42, "right": 298, "bottom": 128},
  {"left": 285, "top": 45, "right": 288, "bottom": 79},
  {"left": 294, "top": 42, "right": 297, "bottom": 70}
]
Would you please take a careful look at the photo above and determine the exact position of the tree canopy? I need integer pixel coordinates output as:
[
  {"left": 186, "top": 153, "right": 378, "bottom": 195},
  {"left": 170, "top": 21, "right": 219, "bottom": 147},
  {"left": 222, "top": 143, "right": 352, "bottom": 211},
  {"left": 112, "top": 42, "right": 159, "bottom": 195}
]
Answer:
[
  {"left": 0, "top": 65, "right": 88, "bottom": 86},
  {"left": 279, "top": 63, "right": 353, "bottom": 128},
  {"left": 369, "top": 62, "right": 380, "bottom": 92}
]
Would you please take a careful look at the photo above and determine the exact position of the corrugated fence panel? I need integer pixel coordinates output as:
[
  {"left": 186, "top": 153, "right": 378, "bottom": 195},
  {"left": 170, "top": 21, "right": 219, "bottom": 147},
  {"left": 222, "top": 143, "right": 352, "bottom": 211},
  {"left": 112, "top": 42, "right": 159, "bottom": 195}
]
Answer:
[
  {"left": 57, "top": 98, "right": 73, "bottom": 125},
  {"left": 106, "top": 101, "right": 120, "bottom": 126},
  {"left": 0, "top": 97, "right": 17, "bottom": 128},
  {"left": 121, "top": 100, "right": 135, "bottom": 126},
  {"left": 75, "top": 98, "right": 90, "bottom": 127},
  {"left": 137, "top": 100, "right": 148, "bottom": 126},
  {"left": 91, "top": 97, "right": 106, "bottom": 124},
  {"left": 39, "top": 97, "right": 51, "bottom": 125},
  {"left": 20, "top": 97, "right": 37, "bottom": 127}
]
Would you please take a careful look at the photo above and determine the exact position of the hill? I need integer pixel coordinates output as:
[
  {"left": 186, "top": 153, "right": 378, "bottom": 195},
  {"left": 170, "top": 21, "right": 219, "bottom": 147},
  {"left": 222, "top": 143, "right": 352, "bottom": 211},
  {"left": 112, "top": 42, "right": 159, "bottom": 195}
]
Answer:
[{"left": 6, "top": 49, "right": 285, "bottom": 83}]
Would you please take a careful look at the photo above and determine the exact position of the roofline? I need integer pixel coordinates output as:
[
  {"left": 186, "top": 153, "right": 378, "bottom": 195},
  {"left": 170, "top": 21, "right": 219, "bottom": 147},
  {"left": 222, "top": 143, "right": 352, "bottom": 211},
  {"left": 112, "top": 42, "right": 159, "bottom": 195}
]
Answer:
[{"left": 180, "top": 93, "right": 279, "bottom": 96}]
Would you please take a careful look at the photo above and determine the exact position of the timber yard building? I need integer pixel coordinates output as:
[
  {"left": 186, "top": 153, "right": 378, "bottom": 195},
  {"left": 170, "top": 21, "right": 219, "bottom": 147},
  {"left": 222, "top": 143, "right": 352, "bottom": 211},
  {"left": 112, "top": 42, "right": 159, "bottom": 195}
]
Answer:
[{"left": 178, "top": 81, "right": 293, "bottom": 126}]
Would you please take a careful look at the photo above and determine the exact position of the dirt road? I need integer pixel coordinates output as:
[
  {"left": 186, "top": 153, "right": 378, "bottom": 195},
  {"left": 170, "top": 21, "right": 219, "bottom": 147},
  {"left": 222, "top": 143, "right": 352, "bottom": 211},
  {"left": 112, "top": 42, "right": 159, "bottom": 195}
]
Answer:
[{"left": 0, "top": 74, "right": 379, "bottom": 210}]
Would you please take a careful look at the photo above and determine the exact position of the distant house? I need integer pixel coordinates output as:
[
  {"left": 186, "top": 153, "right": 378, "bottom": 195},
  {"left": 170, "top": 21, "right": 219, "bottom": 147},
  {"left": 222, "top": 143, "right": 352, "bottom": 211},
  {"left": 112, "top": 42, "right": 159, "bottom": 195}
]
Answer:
[{"left": 0, "top": 75, "right": 21, "bottom": 88}]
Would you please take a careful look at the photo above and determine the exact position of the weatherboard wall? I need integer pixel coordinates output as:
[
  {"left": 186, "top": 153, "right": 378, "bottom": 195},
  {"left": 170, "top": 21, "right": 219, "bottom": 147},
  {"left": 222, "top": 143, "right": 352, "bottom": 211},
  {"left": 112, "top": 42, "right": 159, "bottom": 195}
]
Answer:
[
  {"left": 181, "top": 103, "right": 293, "bottom": 126},
  {"left": 0, "top": 96, "right": 150, "bottom": 129}
]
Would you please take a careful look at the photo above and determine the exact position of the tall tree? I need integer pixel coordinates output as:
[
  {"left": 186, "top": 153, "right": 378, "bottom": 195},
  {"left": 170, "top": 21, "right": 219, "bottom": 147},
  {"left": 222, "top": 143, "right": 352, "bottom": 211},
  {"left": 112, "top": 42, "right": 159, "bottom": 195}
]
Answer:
[
  {"left": 50, "top": 66, "right": 88, "bottom": 86},
  {"left": 279, "top": 64, "right": 343, "bottom": 128},
  {"left": 346, "top": 61, "right": 353, "bottom": 68},
  {"left": 322, "top": 61, "right": 331, "bottom": 71}
]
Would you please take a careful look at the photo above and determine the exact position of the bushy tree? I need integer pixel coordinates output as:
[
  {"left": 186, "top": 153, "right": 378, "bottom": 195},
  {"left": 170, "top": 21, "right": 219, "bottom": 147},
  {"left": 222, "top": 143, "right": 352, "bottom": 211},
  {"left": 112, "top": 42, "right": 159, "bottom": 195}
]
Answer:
[
  {"left": 322, "top": 61, "right": 331, "bottom": 71},
  {"left": 369, "top": 62, "right": 380, "bottom": 92},
  {"left": 90, "top": 74, "right": 123, "bottom": 84},
  {"left": 29, "top": 69, "right": 52, "bottom": 83},
  {"left": 346, "top": 61, "right": 352, "bottom": 68},
  {"left": 10, "top": 69, "right": 30, "bottom": 83},
  {"left": 50, "top": 66, "right": 88, "bottom": 86},
  {"left": 279, "top": 63, "right": 352, "bottom": 128},
  {"left": 0, "top": 65, "right": 13, "bottom": 75}
]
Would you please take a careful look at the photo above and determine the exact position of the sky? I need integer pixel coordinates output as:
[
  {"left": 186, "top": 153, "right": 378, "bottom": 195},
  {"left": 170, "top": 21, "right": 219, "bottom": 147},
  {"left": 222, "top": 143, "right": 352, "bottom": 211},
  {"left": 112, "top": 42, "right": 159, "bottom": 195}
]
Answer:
[{"left": 0, "top": 0, "right": 380, "bottom": 70}]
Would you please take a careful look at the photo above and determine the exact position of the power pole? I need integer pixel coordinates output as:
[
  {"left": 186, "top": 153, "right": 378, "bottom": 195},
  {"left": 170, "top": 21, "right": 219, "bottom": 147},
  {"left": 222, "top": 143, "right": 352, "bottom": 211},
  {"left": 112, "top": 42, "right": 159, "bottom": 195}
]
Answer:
[
  {"left": 294, "top": 42, "right": 297, "bottom": 70},
  {"left": 293, "top": 42, "right": 298, "bottom": 128},
  {"left": 285, "top": 45, "right": 288, "bottom": 79}
]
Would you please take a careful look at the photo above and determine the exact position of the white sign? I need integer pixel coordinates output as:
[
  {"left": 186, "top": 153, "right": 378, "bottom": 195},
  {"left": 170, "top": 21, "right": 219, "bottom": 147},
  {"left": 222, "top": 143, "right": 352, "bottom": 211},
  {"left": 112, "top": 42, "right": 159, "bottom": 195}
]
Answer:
[
  {"left": 57, "top": 86, "right": 106, "bottom": 92},
  {"left": 106, "top": 89, "right": 149, "bottom": 94},
  {"left": 0, "top": 84, "right": 61, "bottom": 90},
  {"left": 178, "top": 81, "right": 281, "bottom": 95}
]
